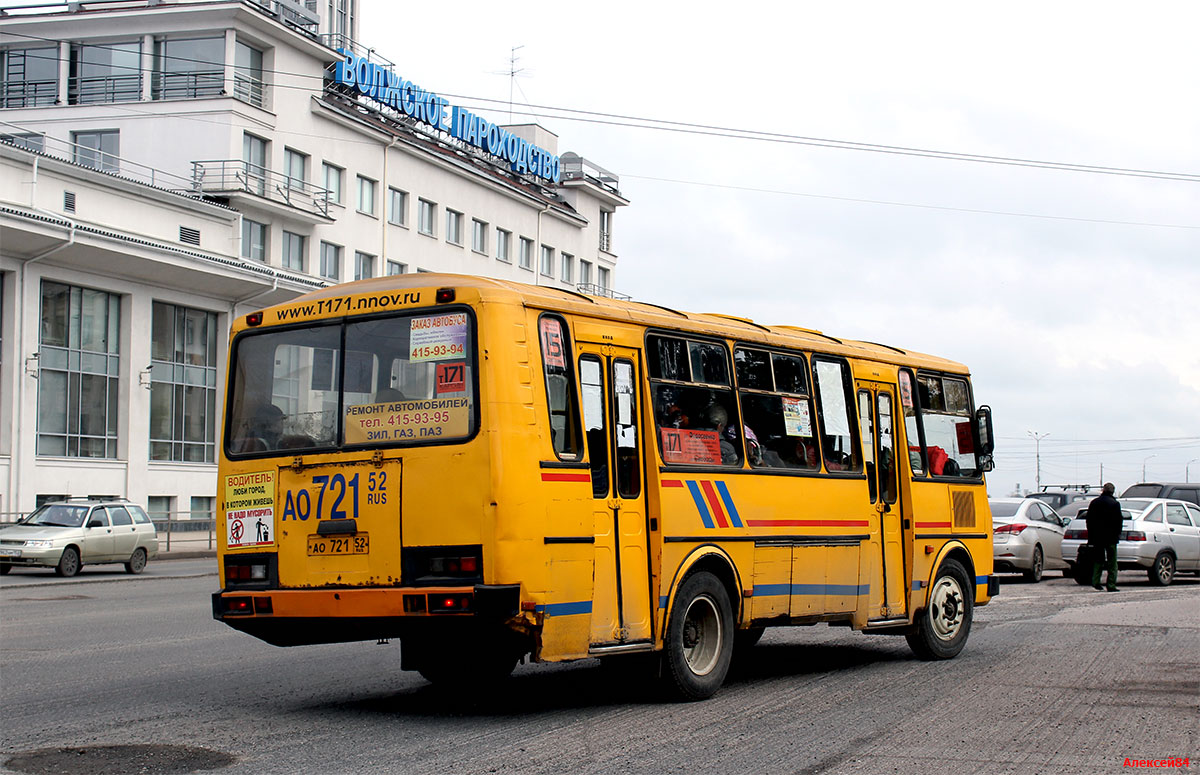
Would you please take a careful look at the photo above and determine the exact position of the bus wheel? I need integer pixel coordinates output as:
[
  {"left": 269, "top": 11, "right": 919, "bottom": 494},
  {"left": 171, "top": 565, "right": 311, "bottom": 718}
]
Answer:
[
  {"left": 906, "top": 558, "right": 972, "bottom": 660},
  {"left": 662, "top": 571, "right": 734, "bottom": 701}
]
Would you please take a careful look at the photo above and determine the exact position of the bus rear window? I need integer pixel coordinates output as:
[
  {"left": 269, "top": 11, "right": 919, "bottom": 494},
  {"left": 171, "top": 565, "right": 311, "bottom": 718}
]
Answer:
[{"left": 226, "top": 310, "right": 476, "bottom": 455}]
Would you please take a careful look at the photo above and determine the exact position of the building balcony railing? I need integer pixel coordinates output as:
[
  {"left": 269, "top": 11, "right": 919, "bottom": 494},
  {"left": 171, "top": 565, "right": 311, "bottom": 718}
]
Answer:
[
  {"left": 577, "top": 282, "right": 630, "bottom": 301},
  {"left": 152, "top": 70, "right": 224, "bottom": 101},
  {"left": 232, "top": 73, "right": 265, "bottom": 108},
  {"left": 598, "top": 229, "right": 611, "bottom": 252},
  {"left": 191, "top": 159, "right": 332, "bottom": 218},
  {"left": 245, "top": 0, "right": 319, "bottom": 34},
  {"left": 1, "top": 79, "right": 57, "bottom": 108},
  {"left": 560, "top": 152, "right": 621, "bottom": 196},
  {"left": 70, "top": 73, "right": 141, "bottom": 105}
]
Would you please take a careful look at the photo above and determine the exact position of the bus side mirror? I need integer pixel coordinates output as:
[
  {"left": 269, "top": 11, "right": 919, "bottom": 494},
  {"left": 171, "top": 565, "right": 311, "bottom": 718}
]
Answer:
[{"left": 975, "top": 405, "right": 995, "bottom": 472}]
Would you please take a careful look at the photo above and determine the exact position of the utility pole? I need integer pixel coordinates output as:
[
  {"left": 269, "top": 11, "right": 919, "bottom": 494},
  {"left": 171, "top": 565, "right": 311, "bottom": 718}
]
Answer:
[
  {"left": 1186, "top": 458, "right": 1198, "bottom": 483},
  {"left": 1028, "top": 431, "right": 1049, "bottom": 492}
]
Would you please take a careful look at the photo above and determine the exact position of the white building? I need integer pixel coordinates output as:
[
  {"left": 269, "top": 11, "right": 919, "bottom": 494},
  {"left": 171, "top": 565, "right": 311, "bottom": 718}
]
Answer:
[{"left": 0, "top": 0, "right": 628, "bottom": 519}]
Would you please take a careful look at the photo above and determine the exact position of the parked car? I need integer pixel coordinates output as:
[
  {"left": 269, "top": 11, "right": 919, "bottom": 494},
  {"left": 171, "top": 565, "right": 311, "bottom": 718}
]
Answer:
[
  {"left": 1056, "top": 501, "right": 1092, "bottom": 520},
  {"left": 989, "top": 498, "right": 1071, "bottom": 582},
  {"left": 0, "top": 499, "right": 158, "bottom": 577},
  {"left": 1121, "top": 482, "right": 1200, "bottom": 508},
  {"left": 1062, "top": 498, "right": 1200, "bottom": 585},
  {"left": 1027, "top": 487, "right": 1097, "bottom": 511}
]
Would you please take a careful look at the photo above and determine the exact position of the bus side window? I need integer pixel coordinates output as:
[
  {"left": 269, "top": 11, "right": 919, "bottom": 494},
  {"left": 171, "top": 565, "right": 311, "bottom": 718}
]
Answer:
[
  {"left": 538, "top": 315, "right": 582, "bottom": 459},
  {"left": 580, "top": 356, "right": 608, "bottom": 497},
  {"left": 899, "top": 369, "right": 925, "bottom": 475},
  {"left": 812, "top": 358, "right": 862, "bottom": 473},
  {"left": 917, "top": 374, "right": 977, "bottom": 478}
]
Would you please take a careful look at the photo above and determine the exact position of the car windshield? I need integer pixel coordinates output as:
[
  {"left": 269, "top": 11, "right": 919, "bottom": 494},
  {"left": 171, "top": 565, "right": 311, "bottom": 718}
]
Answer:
[
  {"left": 22, "top": 504, "right": 89, "bottom": 528},
  {"left": 989, "top": 502, "right": 1021, "bottom": 517}
]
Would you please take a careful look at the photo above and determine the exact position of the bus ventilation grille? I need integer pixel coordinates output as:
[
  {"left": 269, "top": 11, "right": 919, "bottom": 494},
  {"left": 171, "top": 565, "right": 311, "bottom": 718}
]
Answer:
[{"left": 952, "top": 490, "right": 976, "bottom": 528}]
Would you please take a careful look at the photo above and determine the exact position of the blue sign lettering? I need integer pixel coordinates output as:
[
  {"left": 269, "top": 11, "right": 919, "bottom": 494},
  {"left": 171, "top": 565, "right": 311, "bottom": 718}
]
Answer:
[{"left": 333, "top": 50, "right": 561, "bottom": 183}]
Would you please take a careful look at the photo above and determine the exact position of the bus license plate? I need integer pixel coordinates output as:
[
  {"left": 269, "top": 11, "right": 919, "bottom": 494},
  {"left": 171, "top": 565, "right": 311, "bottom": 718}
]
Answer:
[{"left": 307, "top": 534, "right": 369, "bottom": 556}]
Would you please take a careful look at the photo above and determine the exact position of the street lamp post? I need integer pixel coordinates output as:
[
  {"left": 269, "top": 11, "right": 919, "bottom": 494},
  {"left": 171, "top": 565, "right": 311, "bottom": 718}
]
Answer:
[
  {"left": 1142, "top": 454, "right": 1157, "bottom": 482},
  {"left": 1028, "top": 431, "right": 1049, "bottom": 492},
  {"left": 1187, "top": 458, "right": 1199, "bottom": 483}
]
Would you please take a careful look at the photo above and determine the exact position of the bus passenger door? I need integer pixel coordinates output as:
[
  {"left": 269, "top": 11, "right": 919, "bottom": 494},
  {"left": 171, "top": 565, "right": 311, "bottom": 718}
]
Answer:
[
  {"left": 858, "top": 382, "right": 908, "bottom": 620},
  {"left": 579, "top": 346, "right": 652, "bottom": 647}
]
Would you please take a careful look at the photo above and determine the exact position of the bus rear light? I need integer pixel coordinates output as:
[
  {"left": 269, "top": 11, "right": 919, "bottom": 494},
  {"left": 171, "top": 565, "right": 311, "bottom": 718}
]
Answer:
[
  {"left": 430, "top": 594, "right": 471, "bottom": 613},
  {"left": 246, "top": 311, "right": 263, "bottom": 326},
  {"left": 223, "top": 597, "right": 253, "bottom": 615},
  {"left": 403, "top": 595, "right": 427, "bottom": 613},
  {"left": 994, "top": 524, "right": 1027, "bottom": 535},
  {"left": 435, "top": 287, "right": 455, "bottom": 303},
  {"left": 253, "top": 597, "right": 273, "bottom": 614},
  {"left": 226, "top": 563, "right": 268, "bottom": 582}
]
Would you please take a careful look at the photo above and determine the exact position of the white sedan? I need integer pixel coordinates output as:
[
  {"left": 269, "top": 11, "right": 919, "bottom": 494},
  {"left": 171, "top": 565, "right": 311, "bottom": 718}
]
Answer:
[{"left": 989, "top": 498, "right": 1071, "bottom": 582}]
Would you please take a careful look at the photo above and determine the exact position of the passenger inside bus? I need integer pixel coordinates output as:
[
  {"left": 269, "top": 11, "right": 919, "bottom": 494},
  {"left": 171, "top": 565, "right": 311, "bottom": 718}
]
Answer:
[
  {"left": 704, "top": 404, "right": 740, "bottom": 466},
  {"left": 232, "top": 403, "right": 284, "bottom": 453}
]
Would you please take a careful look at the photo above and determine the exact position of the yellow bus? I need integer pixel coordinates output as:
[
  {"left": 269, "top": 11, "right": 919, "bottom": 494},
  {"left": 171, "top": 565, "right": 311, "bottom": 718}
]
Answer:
[{"left": 213, "top": 274, "right": 997, "bottom": 699}]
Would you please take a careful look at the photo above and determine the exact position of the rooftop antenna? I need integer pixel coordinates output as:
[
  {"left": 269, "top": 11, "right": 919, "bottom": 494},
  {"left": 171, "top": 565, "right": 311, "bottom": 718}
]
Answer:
[{"left": 506, "top": 45, "right": 524, "bottom": 123}]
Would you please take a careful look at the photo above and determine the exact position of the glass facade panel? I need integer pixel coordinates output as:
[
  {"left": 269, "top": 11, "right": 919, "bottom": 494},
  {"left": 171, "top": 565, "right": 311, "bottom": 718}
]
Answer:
[
  {"left": 150, "top": 302, "right": 217, "bottom": 462},
  {"left": 70, "top": 41, "right": 141, "bottom": 104},
  {"left": 152, "top": 37, "right": 223, "bottom": 99},
  {"left": 2, "top": 47, "right": 59, "bottom": 107}
]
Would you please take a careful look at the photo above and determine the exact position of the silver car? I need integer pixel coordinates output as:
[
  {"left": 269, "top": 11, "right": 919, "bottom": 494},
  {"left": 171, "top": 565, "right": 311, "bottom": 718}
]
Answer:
[
  {"left": 1062, "top": 498, "right": 1200, "bottom": 586},
  {"left": 989, "top": 497, "right": 1071, "bottom": 582},
  {"left": 0, "top": 500, "right": 159, "bottom": 577}
]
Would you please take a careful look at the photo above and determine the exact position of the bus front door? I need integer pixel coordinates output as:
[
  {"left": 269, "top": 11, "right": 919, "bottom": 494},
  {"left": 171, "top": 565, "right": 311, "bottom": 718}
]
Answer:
[
  {"left": 857, "top": 382, "right": 908, "bottom": 620},
  {"left": 578, "top": 346, "right": 652, "bottom": 648}
]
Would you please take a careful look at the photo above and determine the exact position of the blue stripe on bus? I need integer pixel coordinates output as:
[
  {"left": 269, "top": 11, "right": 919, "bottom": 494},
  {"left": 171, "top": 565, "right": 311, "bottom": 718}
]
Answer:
[
  {"left": 537, "top": 601, "right": 592, "bottom": 616},
  {"left": 685, "top": 480, "right": 715, "bottom": 529},
  {"left": 912, "top": 580, "right": 925, "bottom": 591},
  {"left": 753, "top": 583, "right": 871, "bottom": 597},
  {"left": 975, "top": 576, "right": 988, "bottom": 586},
  {"left": 659, "top": 595, "right": 668, "bottom": 609},
  {"left": 715, "top": 481, "right": 743, "bottom": 528}
]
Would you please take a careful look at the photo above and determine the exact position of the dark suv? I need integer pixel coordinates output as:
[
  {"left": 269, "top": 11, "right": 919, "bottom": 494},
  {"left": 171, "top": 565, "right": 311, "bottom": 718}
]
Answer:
[{"left": 1122, "top": 483, "right": 1200, "bottom": 508}]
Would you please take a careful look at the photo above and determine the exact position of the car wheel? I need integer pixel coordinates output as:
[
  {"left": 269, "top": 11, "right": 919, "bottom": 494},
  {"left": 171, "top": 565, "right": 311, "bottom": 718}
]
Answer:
[
  {"left": 906, "top": 558, "right": 973, "bottom": 660},
  {"left": 124, "top": 547, "right": 148, "bottom": 575},
  {"left": 1149, "top": 552, "right": 1175, "bottom": 586},
  {"left": 0, "top": 564, "right": 11, "bottom": 575},
  {"left": 55, "top": 546, "right": 81, "bottom": 578},
  {"left": 662, "top": 571, "right": 734, "bottom": 701},
  {"left": 1023, "top": 546, "right": 1044, "bottom": 583}
]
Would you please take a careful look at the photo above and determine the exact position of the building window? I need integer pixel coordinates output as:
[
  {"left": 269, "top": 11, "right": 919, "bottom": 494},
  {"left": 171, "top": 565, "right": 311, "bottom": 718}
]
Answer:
[
  {"left": 152, "top": 37, "right": 223, "bottom": 99},
  {"left": 149, "top": 302, "right": 218, "bottom": 463},
  {"left": 190, "top": 496, "right": 215, "bottom": 521},
  {"left": 357, "top": 175, "right": 377, "bottom": 216},
  {"left": 388, "top": 188, "right": 407, "bottom": 225},
  {"left": 540, "top": 245, "right": 554, "bottom": 277},
  {"left": 418, "top": 199, "right": 436, "bottom": 236},
  {"left": 283, "top": 148, "right": 307, "bottom": 191},
  {"left": 561, "top": 253, "right": 574, "bottom": 284},
  {"left": 579, "top": 259, "right": 592, "bottom": 288},
  {"left": 282, "top": 230, "right": 306, "bottom": 272},
  {"left": 69, "top": 41, "right": 141, "bottom": 104},
  {"left": 329, "top": 0, "right": 356, "bottom": 39},
  {"left": 598, "top": 266, "right": 611, "bottom": 292},
  {"left": 519, "top": 237, "right": 533, "bottom": 270},
  {"left": 147, "top": 495, "right": 174, "bottom": 525},
  {"left": 322, "top": 162, "right": 343, "bottom": 204},
  {"left": 234, "top": 41, "right": 264, "bottom": 107},
  {"left": 72, "top": 130, "right": 119, "bottom": 173},
  {"left": 37, "top": 281, "right": 121, "bottom": 458},
  {"left": 354, "top": 252, "right": 375, "bottom": 280},
  {"left": 599, "top": 209, "right": 613, "bottom": 252},
  {"left": 495, "top": 228, "right": 511, "bottom": 262},
  {"left": 446, "top": 209, "right": 462, "bottom": 245},
  {"left": 242, "top": 133, "right": 267, "bottom": 196},
  {"left": 2, "top": 47, "right": 59, "bottom": 108},
  {"left": 386, "top": 260, "right": 406, "bottom": 275},
  {"left": 471, "top": 219, "right": 488, "bottom": 253},
  {"left": 319, "top": 241, "right": 341, "bottom": 281},
  {"left": 1, "top": 132, "right": 45, "bottom": 152},
  {"left": 241, "top": 219, "right": 267, "bottom": 261}
]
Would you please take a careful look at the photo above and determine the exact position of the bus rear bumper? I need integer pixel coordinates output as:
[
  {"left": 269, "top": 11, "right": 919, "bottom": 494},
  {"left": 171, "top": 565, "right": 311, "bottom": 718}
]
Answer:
[{"left": 212, "top": 584, "right": 522, "bottom": 647}]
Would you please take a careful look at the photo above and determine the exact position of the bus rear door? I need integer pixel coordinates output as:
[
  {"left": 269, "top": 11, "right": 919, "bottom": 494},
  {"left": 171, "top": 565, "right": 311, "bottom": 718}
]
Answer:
[{"left": 578, "top": 344, "right": 652, "bottom": 649}]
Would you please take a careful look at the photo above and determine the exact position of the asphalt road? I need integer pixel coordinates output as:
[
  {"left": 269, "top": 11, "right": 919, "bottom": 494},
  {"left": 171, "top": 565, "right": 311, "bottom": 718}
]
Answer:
[{"left": 1, "top": 565, "right": 1196, "bottom": 775}]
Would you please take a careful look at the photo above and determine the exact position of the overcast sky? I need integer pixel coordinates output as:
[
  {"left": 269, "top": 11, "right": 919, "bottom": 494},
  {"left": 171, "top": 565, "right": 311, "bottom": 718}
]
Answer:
[{"left": 361, "top": 2, "right": 1200, "bottom": 496}]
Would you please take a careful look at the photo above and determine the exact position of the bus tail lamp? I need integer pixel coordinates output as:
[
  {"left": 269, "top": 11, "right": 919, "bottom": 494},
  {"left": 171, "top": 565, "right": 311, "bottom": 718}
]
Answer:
[
  {"left": 246, "top": 311, "right": 263, "bottom": 327},
  {"left": 430, "top": 556, "right": 477, "bottom": 574},
  {"left": 223, "top": 597, "right": 253, "bottom": 615},
  {"left": 435, "top": 287, "right": 455, "bottom": 303},
  {"left": 993, "top": 524, "right": 1027, "bottom": 535},
  {"left": 252, "top": 597, "right": 273, "bottom": 614},
  {"left": 226, "top": 562, "right": 268, "bottom": 581},
  {"left": 430, "top": 594, "right": 471, "bottom": 613}
]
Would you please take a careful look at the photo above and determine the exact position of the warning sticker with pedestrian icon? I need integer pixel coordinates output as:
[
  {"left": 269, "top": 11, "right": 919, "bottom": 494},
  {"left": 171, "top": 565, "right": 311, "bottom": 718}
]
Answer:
[{"left": 224, "top": 470, "right": 276, "bottom": 549}]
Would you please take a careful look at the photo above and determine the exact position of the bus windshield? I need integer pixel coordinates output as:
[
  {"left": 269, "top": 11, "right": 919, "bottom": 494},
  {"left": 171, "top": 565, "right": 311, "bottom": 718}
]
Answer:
[{"left": 225, "top": 310, "right": 476, "bottom": 455}]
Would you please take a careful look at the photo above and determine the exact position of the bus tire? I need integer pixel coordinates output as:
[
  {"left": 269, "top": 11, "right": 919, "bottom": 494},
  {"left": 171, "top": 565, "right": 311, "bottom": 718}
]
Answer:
[
  {"left": 662, "top": 571, "right": 734, "bottom": 701},
  {"left": 906, "top": 558, "right": 972, "bottom": 661}
]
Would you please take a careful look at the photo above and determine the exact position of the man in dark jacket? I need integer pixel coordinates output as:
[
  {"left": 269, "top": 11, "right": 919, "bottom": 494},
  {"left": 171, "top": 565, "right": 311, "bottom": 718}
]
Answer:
[{"left": 1086, "top": 483, "right": 1123, "bottom": 591}]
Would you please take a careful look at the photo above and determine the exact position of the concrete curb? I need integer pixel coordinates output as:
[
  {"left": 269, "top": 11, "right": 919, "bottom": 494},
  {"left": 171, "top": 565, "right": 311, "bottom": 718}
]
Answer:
[{"left": 159, "top": 551, "right": 217, "bottom": 560}]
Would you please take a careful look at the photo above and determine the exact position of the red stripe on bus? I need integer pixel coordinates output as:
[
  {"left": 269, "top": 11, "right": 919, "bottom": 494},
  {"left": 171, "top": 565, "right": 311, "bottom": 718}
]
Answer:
[
  {"left": 915, "top": 522, "right": 952, "bottom": 528},
  {"left": 700, "top": 481, "right": 729, "bottom": 528},
  {"left": 540, "top": 472, "right": 592, "bottom": 483},
  {"left": 745, "top": 519, "right": 871, "bottom": 528},
  {"left": 661, "top": 479, "right": 684, "bottom": 488}
]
